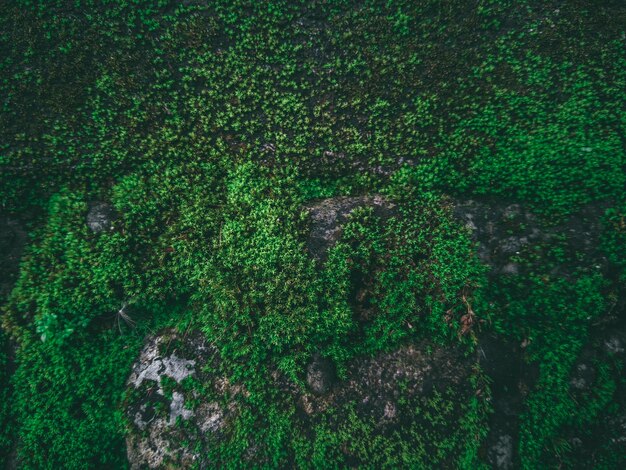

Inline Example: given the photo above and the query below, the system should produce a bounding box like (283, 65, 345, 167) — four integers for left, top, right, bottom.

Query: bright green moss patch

(11, 331, 142, 469)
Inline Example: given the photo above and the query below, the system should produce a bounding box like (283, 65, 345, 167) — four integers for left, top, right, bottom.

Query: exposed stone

(304, 195, 395, 260)
(126, 332, 478, 467)
(195, 402, 226, 434)
(123, 197, 615, 468)
(453, 200, 626, 468)
(318, 341, 474, 427)
(86, 201, 115, 233)
(306, 353, 335, 395)
(169, 391, 195, 426)
(125, 331, 235, 470)
(488, 434, 514, 469)
(452, 199, 606, 277)
(126, 417, 172, 469)
(500, 263, 520, 275)
(604, 335, 625, 355)
(133, 401, 161, 431)
(299, 394, 315, 415)
(569, 363, 596, 391)
(609, 413, 626, 444)
(453, 199, 539, 271)
(127, 335, 196, 394)
(383, 401, 397, 420)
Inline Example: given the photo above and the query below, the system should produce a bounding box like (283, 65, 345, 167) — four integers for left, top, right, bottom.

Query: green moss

(0, 331, 13, 468)
(10, 329, 143, 469)
(1, 0, 625, 467)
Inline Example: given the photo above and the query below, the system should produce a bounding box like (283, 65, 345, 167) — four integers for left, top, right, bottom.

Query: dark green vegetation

(1, 0, 625, 468)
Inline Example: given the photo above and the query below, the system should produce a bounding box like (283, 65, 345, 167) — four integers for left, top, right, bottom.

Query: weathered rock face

(124, 193, 484, 467)
(455, 199, 614, 467)
(452, 199, 606, 277)
(331, 342, 473, 421)
(306, 353, 335, 395)
(454, 199, 626, 467)
(305, 196, 606, 276)
(304, 195, 395, 260)
(296, 341, 475, 424)
(86, 202, 115, 233)
(128, 339, 196, 394)
(488, 434, 514, 470)
(124, 197, 618, 468)
(125, 331, 478, 468)
(125, 331, 242, 470)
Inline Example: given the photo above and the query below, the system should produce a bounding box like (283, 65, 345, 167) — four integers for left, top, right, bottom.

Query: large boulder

(295, 340, 476, 423)
(125, 331, 480, 468)
(454, 198, 625, 467)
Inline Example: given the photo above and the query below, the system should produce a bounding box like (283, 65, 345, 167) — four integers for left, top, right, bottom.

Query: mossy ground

(1, 1, 625, 468)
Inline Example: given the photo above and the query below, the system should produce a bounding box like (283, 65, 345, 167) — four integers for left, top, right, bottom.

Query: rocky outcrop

(452, 199, 606, 277)
(125, 331, 243, 469)
(453, 198, 613, 468)
(304, 195, 395, 260)
(305, 195, 606, 276)
(87, 202, 115, 233)
(124, 197, 616, 468)
(296, 340, 475, 422)
(125, 330, 479, 468)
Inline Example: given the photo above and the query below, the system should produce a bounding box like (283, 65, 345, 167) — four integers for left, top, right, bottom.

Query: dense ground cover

(1, 0, 625, 468)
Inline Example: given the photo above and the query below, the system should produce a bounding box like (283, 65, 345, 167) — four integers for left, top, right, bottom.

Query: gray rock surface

(452, 199, 606, 276)
(306, 353, 335, 394)
(125, 331, 238, 470)
(126, 332, 476, 468)
(286, 341, 474, 425)
(488, 434, 514, 469)
(127, 335, 196, 393)
(195, 402, 225, 434)
(304, 195, 395, 260)
(604, 335, 625, 355)
(569, 362, 596, 391)
(169, 391, 195, 426)
(86, 202, 115, 233)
